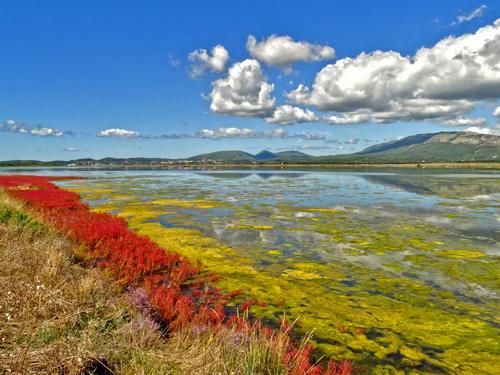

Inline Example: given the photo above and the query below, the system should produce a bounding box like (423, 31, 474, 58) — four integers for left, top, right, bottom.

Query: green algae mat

(60, 169, 500, 374)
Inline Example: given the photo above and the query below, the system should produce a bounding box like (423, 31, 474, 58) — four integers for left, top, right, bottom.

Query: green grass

(0, 206, 46, 233)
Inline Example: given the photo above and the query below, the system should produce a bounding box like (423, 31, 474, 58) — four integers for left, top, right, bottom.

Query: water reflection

(197, 171, 306, 179)
(361, 172, 500, 198)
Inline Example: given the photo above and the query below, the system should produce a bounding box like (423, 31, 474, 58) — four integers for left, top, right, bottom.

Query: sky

(1, 0, 499, 160)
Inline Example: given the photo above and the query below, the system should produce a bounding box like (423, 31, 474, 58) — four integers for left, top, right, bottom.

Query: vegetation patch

(436, 249, 487, 259)
(0, 176, 351, 374)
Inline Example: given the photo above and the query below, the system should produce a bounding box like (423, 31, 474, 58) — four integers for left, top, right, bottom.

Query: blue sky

(0, 0, 499, 160)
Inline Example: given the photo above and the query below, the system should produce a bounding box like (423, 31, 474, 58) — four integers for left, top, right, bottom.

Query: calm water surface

(4, 168, 499, 373)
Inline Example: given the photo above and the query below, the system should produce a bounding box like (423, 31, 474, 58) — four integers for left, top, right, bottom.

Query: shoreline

(2, 162, 500, 170)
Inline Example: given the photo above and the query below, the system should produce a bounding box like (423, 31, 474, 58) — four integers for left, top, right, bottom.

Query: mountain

(190, 150, 314, 163)
(329, 131, 500, 163)
(357, 133, 436, 154)
(189, 132, 500, 164)
(189, 150, 256, 162)
(254, 150, 277, 160)
(1, 131, 499, 167)
(274, 151, 312, 162)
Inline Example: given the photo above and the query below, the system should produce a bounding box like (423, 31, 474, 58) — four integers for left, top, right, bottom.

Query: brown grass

(0, 191, 327, 375)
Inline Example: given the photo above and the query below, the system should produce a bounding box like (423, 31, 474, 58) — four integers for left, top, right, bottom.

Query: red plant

(0, 175, 352, 374)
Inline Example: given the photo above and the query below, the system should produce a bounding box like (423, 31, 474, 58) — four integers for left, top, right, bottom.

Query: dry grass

(0, 191, 141, 374)
(0, 191, 325, 375)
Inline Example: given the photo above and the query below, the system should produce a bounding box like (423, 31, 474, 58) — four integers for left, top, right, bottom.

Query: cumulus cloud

(287, 19, 500, 124)
(465, 126, 500, 136)
(209, 59, 276, 117)
(1, 119, 68, 137)
(454, 5, 487, 25)
(440, 116, 488, 127)
(247, 35, 335, 69)
(266, 105, 317, 125)
(494, 106, 500, 117)
(325, 113, 371, 125)
(188, 45, 229, 78)
(97, 128, 142, 138)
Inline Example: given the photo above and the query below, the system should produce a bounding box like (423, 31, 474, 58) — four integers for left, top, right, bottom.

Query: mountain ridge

(1, 131, 499, 166)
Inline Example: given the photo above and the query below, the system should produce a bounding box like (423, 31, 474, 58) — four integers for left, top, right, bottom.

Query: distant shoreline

(2, 162, 500, 170)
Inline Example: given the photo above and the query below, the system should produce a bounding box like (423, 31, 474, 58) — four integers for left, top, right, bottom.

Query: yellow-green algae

(63, 178, 500, 374)
(436, 250, 487, 259)
(150, 198, 223, 209)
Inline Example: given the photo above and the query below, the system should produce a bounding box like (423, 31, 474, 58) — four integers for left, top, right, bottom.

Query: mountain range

(179, 131, 500, 164)
(1, 131, 499, 166)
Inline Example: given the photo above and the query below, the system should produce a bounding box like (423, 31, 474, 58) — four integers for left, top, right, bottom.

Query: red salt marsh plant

(0, 175, 352, 374)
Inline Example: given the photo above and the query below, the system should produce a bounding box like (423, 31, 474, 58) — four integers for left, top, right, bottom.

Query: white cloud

(209, 59, 276, 117)
(465, 126, 500, 136)
(287, 19, 500, 124)
(247, 34, 335, 68)
(197, 127, 254, 138)
(1, 119, 67, 137)
(97, 128, 142, 138)
(494, 106, 500, 117)
(266, 105, 317, 125)
(161, 127, 326, 141)
(325, 113, 371, 125)
(31, 127, 64, 137)
(454, 5, 487, 25)
(1, 119, 29, 134)
(440, 116, 488, 127)
(188, 45, 229, 78)
(63, 147, 79, 152)
(193, 127, 285, 139)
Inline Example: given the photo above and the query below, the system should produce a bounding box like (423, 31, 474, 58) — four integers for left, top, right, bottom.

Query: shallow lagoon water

(4, 168, 500, 373)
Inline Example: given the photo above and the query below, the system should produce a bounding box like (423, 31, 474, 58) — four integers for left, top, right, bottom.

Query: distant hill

(189, 150, 256, 162)
(254, 150, 277, 161)
(357, 133, 436, 154)
(1, 131, 499, 167)
(0, 157, 173, 167)
(191, 150, 314, 163)
(0, 160, 67, 167)
(273, 151, 312, 162)
(318, 131, 500, 163)
(190, 132, 500, 164)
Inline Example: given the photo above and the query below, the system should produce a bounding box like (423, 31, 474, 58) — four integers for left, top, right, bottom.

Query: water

(3, 168, 499, 373)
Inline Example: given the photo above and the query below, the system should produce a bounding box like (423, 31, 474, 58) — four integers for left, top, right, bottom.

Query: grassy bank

(0, 179, 351, 374)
